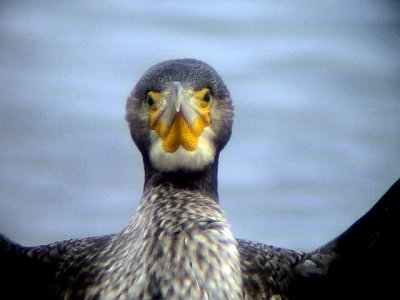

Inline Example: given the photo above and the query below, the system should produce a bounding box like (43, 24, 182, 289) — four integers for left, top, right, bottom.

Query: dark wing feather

(0, 234, 57, 298)
(238, 178, 399, 299)
(290, 178, 400, 299)
(238, 239, 305, 299)
(0, 234, 114, 299)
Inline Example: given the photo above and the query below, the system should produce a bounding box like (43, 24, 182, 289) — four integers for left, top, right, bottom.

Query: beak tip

(175, 99, 181, 112)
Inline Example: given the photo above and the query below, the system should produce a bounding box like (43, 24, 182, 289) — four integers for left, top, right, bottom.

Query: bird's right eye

(146, 94, 154, 106)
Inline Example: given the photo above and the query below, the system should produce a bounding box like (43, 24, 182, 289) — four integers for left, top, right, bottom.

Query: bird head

(126, 59, 233, 173)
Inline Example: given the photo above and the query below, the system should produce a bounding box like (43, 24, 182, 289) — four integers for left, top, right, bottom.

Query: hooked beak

(148, 81, 211, 153)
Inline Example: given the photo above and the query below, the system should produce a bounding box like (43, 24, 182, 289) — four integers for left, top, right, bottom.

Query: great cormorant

(1, 59, 399, 299)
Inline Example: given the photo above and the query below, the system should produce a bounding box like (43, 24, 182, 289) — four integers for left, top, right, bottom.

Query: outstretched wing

(0, 234, 58, 298)
(291, 178, 400, 299)
(0, 234, 114, 299)
(238, 179, 399, 299)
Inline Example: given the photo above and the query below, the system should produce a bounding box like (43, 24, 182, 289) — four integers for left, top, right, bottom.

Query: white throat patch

(149, 127, 216, 172)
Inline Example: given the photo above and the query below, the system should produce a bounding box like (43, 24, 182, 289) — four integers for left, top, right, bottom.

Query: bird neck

(113, 173, 243, 299)
(143, 156, 220, 202)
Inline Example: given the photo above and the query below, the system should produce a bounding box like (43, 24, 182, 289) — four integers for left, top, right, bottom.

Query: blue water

(1, 0, 399, 251)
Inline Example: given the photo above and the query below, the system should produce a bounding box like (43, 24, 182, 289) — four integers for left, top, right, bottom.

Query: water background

(1, 0, 399, 251)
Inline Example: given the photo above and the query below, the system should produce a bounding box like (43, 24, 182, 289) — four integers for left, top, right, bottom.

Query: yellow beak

(148, 82, 211, 153)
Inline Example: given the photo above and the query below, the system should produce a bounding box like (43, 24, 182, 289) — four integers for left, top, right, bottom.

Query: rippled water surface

(1, 0, 399, 251)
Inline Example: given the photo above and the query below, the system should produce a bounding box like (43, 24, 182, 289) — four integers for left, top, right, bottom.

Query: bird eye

(203, 90, 211, 103)
(146, 94, 154, 106)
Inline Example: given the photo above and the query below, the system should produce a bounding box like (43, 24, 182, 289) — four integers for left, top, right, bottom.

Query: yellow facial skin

(147, 85, 211, 153)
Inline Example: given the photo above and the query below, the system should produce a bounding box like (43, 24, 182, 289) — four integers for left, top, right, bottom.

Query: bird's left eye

(146, 94, 154, 106)
(203, 90, 211, 103)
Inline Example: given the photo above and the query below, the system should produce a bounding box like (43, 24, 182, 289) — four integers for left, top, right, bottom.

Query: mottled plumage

(1, 59, 399, 299)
